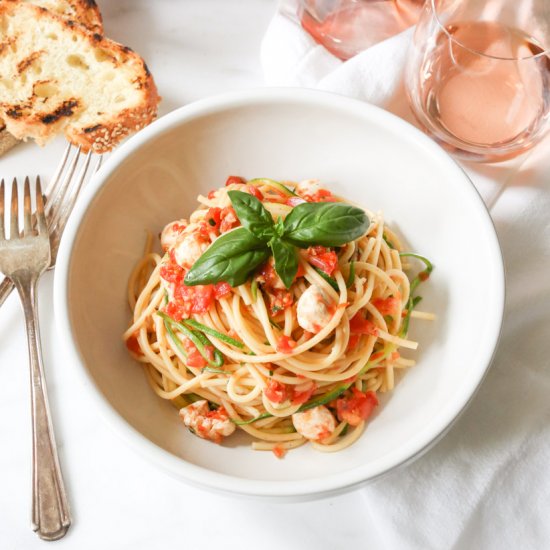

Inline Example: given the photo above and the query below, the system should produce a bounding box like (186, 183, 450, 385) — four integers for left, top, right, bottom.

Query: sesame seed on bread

(0, 0, 160, 152)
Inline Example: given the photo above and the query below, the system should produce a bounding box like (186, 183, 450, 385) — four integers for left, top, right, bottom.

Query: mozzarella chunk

(189, 209, 208, 224)
(160, 219, 187, 251)
(296, 179, 321, 195)
(292, 406, 335, 441)
(296, 284, 334, 333)
(174, 231, 209, 268)
(179, 400, 236, 443)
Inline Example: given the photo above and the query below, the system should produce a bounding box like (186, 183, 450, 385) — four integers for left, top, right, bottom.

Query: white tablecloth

(1, 1, 549, 548)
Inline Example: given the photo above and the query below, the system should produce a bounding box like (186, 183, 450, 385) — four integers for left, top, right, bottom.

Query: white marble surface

(1, 1, 550, 548)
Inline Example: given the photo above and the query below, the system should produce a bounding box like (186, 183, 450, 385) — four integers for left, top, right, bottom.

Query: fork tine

(35, 177, 47, 235)
(23, 176, 32, 236)
(46, 145, 81, 224)
(0, 179, 5, 241)
(54, 150, 93, 231)
(44, 143, 72, 215)
(10, 178, 19, 239)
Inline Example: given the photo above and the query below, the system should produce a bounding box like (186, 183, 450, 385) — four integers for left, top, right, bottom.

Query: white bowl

(54, 89, 504, 500)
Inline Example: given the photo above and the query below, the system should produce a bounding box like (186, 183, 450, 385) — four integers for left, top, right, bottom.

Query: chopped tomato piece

(291, 383, 317, 405)
(167, 283, 215, 320)
(220, 206, 240, 233)
(295, 263, 305, 279)
(159, 257, 185, 285)
(246, 185, 264, 201)
(265, 380, 292, 403)
(336, 388, 378, 426)
(285, 196, 306, 207)
(205, 207, 222, 232)
(304, 188, 336, 203)
(276, 335, 297, 354)
(125, 334, 143, 355)
(257, 261, 279, 288)
(346, 333, 361, 351)
(419, 270, 430, 282)
(182, 338, 213, 369)
(306, 246, 338, 276)
(214, 281, 232, 299)
(372, 296, 400, 316)
(268, 289, 293, 314)
(164, 301, 186, 321)
(207, 190, 217, 200)
(272, 444, 287, 459)
(225, 175, 246, 186)
(349, 313, 379, 336)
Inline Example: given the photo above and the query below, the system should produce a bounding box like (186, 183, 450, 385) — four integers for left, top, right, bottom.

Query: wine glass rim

(429, 0, 550, 61)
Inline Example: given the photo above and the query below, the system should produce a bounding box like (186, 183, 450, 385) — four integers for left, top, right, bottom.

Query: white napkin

(261, 4, 550, 548)
(261, 0, 413, 107)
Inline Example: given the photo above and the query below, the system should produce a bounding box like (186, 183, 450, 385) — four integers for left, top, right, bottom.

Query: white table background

(1, 1, 549, 549)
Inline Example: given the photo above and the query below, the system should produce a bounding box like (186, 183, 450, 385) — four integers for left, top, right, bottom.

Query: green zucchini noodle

(123, 178, 434, 457)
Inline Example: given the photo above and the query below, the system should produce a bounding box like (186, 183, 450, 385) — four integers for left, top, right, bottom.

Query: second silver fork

(0, 177, 70, 540)
(0, 144, 102, 308)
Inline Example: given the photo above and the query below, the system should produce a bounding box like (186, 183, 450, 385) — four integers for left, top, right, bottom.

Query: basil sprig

(185, 190, 369, 289)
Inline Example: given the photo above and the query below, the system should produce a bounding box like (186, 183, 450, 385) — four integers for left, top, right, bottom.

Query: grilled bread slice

(15, 0, 103, 33)
(0, 1, 159, 152)
(0, 0, 103, 154)
(0, 121, 18, 153)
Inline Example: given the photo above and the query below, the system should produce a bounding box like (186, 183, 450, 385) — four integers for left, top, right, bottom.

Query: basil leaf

(228, 190, 275, 242)
(184, 227, 270, 287)
(270, 237, 298, 289)
(283, 202, 369, 248)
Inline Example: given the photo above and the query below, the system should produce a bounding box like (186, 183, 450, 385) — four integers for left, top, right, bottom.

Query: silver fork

(0, 177, 70, 540)
(0, 144, 103, 308)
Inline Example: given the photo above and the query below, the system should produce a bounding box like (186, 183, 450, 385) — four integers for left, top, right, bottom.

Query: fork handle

(14, 274, 71, 541)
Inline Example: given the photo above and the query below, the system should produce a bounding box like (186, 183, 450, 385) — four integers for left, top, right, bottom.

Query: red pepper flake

(419, 271, 430, 282)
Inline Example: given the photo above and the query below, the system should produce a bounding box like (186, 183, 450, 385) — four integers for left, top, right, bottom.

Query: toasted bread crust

(60, 0, 103, 34)
(12, 0, 104, 34)
(0, 1, 160, 152)
(0, 124, 19, 154)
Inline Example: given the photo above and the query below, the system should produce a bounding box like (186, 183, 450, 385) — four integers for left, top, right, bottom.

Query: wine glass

(406, 0, 550, 162)
(299, 0, 425, 60)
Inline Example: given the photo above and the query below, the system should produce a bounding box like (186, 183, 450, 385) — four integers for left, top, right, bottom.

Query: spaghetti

(123, 177, 433, 457)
